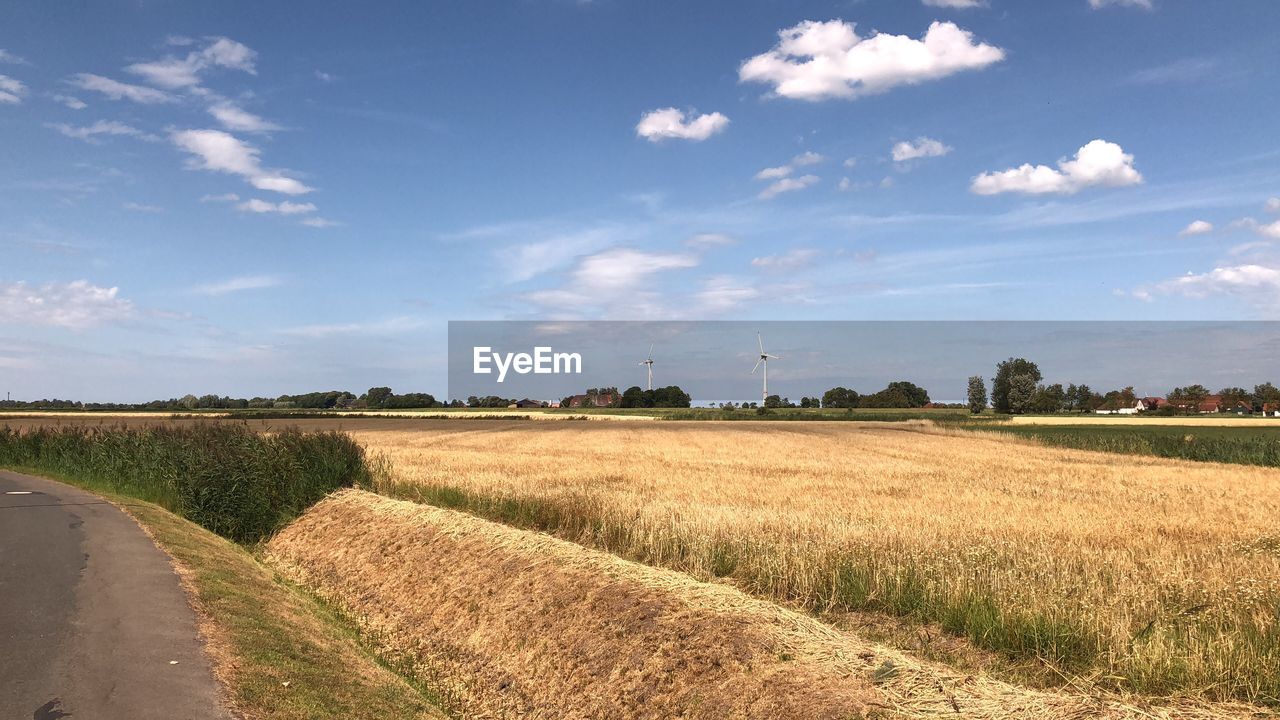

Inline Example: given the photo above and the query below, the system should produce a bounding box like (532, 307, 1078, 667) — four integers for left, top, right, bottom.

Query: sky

(2, 0, 1279, 401)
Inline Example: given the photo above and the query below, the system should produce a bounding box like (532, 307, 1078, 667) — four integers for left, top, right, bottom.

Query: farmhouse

(566, 392, 616, 408)
(509, 399, 546, 409)
(1136, 397, 1166, 411)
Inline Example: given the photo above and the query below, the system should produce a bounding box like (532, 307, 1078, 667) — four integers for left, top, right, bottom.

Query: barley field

(355, 420, 1280, 706)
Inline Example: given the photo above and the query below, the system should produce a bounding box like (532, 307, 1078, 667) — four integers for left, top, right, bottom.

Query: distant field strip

(356, 421, 1280, 705)
(267, 489, 1258, 720)
(1009, 416, 1280, 427)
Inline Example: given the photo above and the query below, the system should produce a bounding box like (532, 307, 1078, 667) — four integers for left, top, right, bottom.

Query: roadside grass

(0, 467, 447, 720)
(0, 423, 367, 542)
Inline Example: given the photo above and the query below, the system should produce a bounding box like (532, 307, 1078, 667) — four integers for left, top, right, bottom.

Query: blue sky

(2, 0, 1279, 401)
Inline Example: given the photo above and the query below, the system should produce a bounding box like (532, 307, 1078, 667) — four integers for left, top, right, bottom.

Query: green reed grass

(0, 423, 369, 542)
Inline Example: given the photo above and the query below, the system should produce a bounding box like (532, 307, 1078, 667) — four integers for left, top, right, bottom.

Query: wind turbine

(639, 344, 654, 391)
(751, 332, 780, 405)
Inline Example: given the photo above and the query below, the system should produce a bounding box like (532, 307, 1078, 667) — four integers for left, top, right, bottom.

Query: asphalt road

(0, 470, 233, 720)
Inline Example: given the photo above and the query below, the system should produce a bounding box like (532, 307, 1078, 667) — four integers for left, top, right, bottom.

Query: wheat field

(353, 420, 1280, 706)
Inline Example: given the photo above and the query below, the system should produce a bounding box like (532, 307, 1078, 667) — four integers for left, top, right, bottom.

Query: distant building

(509, 398, 546, 409)
(1198, 395, 1224, 413)
(1095, 405, 1138, 415)
(1136, 397, 1166, 412)
(566, 393, 616, 408)
(1263, 403, 1280, 417)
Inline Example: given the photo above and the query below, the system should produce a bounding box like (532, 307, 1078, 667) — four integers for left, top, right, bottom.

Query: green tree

(365, 386, 393, 408)
(967, 376, 987, 414)
(992, 358, 1042, 413)
(885, 381, 930, 408)
(763, 394, 784, 408)
(822, 387, 860, 408)
(1007, 373, 1039, 414)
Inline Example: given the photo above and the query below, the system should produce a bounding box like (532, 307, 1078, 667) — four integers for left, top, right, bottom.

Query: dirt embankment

(266, 490, 1268, 720)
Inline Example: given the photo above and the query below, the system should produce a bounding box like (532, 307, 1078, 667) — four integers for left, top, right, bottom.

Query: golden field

(353, 420, 1280, 706)
(268, 489, 1263, 720)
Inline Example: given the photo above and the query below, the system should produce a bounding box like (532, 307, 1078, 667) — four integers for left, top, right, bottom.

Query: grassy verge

(973, 423, 1280, 467)
(3, 467, 446, 720)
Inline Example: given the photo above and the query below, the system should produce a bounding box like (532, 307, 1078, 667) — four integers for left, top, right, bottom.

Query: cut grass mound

(266, 489, 1262, 720)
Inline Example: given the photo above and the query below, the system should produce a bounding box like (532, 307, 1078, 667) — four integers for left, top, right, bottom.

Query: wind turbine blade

(648, 343, 653, 361)
(766, 354, 781, 359)
(751, 358, 762, 374)
(758, 332, 764, 354)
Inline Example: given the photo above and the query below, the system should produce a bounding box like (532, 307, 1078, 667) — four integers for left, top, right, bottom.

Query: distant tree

(180, 394, 199, 410)
(1169, 384, 1209, 412)
(1219, 386, 1250, 409)
(822, 387, 860, 409)
(764, 394, 784, 408)
(1006, 373, 1039, 414)
(1253, 382, 1280, 411)
(967, 376, 987, 414)
(466, 395, 480, 408)
(992, 358, 1041, 413)
(860, 387, 912, 408)
(366, 386, 393, 408)
(885, 381, 930, 408)
(1029, 383, 1066, 413)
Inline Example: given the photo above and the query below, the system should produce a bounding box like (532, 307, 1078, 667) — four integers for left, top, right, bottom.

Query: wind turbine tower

(639, 344, 654, 391)
(751, 332, 780, 405)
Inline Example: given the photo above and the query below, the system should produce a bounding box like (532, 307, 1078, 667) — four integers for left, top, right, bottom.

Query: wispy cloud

(50, 93, 86, 109)
(751, 248, 820, 270)
(193, 274, 283, 296)
(237, 198, 316, 215)
(0, 49, 30, 65)
(68, 73, 175, 104)
(125, 37, 257, 89)
(47, 120, 158, 143)
(0, 74, 27, 104)
(123, 202, 163, 213)
(170, 129, 313, 195)
(1179, 220, 1213, 236)
(891, 137, 952, 163)
(758, 174, 819, 200)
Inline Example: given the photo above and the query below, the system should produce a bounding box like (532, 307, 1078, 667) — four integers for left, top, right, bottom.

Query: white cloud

(739, 20, 1004, 101)
(1179, 220, 1213, 236)
(193, 274, 282, 295)
(759, 174, 819, 200)
(1090, 0, 1153, 9)
(1233, 217, 1280, 240)
(281, 316, 423, 339)
(237, 198, 316, 215)
(200, 192, 240, 203)
(51, 94, 86, 110)
(123, 202, 163, 213)
(891, 136, 952, 162)
(751, 248, 820, 270)
(208, 101, 281, 133)
(300, 217, 340, 228)
(755, 152, 825, 182)
(69, 74, 175, 104)
(1152, 264, 1280, 301)
(571, 248, 698, 290)
(971, 139, 1143, 195)
(0, 74, 27, 104)
(47, 120, 155, 143)
(170, 129, 313, 195)
(636, 107, 729, 142)
(1266, 197, 1280, 213)
(0, 49, 30, 65)
(126, 37, 257, 89)
(843, 157, 858, 168)
(0, 280, 134, 329)
(685, 233, 737, 249)
(695, 275, 760, 314)
(315, 70, 334, 83)
(923, 0, 987, 6)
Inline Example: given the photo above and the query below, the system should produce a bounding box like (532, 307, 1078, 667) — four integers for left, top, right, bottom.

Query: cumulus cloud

(69, 73, 175, 104)
(0, 280, 135, 329)
(126, 37, 257, 89)
(193, 274, 282, 295)
(758, 174, 819, 200)
(891, 136, 952, 162)
(1266, 197, 1280, 213)
(739, 20, 1004, 101)
(1090, 0, 1153, 9)
(751, 248, 820, 270)
(1151, 265, 1280, 303)
(47, 120, 156, 143)
(971, 139, 1143, 195)
(0, 74, 27, 104)
(636, 107, 729, 142)
(170, 129, 313, 195)
(1179, 220, 1213, 236)
(236, 198, 316, 215)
